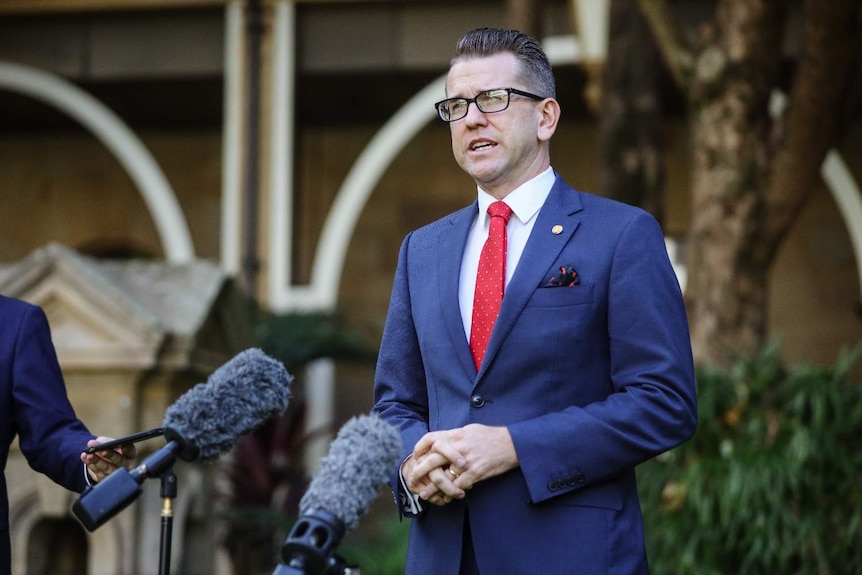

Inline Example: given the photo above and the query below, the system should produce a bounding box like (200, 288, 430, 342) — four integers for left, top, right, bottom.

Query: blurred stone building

(0, 244, 252, 574)
(0, 1, 859, 573)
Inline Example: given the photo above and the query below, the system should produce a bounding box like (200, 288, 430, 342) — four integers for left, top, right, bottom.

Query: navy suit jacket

(0, 295, 94, 573)
(374, 177, 697, 574)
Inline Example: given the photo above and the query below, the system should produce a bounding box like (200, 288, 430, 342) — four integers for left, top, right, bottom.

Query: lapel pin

(552, 225, 563, 235)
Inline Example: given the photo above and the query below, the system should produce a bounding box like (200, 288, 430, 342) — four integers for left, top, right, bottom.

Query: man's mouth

(470, 141, 495, 151)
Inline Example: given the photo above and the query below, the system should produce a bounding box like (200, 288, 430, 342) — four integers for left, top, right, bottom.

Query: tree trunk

(639, 0, 860, 366)
(599, 0, 665, 224)
(684, 1, 784, 364)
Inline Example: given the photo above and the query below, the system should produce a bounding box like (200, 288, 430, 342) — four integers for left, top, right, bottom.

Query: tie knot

(487, 201, 513, 223)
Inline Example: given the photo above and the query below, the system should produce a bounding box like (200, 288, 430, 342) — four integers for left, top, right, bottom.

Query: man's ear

(537, 98, 561, 142)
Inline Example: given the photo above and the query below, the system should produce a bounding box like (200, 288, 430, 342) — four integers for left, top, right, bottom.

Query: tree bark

(684, 0, 785, 364)
(638, 0, 860, 365)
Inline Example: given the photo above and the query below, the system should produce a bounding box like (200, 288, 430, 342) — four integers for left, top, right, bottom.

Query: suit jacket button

(470, 395, 485, 408)
(548, 481, 558, 491)
(574, 473, 586, 484)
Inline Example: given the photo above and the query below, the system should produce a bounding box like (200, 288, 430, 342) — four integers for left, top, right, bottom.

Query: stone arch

(0, 61, 195, 264)
(26, 516, 87, 574)
(9, 485, 125, 575)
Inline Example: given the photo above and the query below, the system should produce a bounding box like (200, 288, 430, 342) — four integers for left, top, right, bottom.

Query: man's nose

(462, 101, 488, 124)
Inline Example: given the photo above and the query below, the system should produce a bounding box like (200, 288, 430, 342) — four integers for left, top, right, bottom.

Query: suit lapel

(477, 179, 584, 379)
(438, 203, 479, 379)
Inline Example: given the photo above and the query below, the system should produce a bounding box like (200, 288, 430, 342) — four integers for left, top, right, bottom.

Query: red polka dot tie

(470, 201, 513, 371)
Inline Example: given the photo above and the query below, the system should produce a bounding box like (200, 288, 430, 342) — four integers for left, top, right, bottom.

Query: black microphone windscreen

(163, 348, 293, 462)
(299, 412, 401, 531)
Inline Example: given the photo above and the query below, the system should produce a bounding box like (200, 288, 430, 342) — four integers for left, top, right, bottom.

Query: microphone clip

(274, 509, 357, 575)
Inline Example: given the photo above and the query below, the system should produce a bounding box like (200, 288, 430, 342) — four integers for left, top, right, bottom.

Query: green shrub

(337, 514, 410, 575)
(638, 344, 862, 574)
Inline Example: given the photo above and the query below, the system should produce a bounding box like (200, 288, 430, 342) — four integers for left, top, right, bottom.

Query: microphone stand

(74, 443, 184, 574)
(158, 469, 178, 575)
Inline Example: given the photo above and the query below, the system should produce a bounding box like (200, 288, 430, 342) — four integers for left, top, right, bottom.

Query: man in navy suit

(0, 294, 133, 574)
(373, 28, 697, 574)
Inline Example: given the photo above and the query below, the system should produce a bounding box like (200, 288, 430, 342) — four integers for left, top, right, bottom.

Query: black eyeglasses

(434, 87, 546, 122)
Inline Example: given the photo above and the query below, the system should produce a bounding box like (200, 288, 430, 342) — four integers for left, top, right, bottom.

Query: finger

(427, 466, 465, 500)
(453, 474, 474, 491)
(91, 440, 135, 468)
(444, 466, 473, 491)
(412, 431, 445, 456)
(416, 473, 440, 500)
(429, 442, 467, 470)
(420, 481, 452, 506)
(88, 436, 114, 450)
(82, 457, 108, 482)
(413, 430, 468, 471)
(86, 438, 119, 461)
(426, 492, 452, 506)
(418, 467, 451, 500)
(410, 451, 451, 481)
(121, 443, 137, 460)
(84, 450, 126, 475)
(406, 473, 434, 495)
(93, 450, 120, 468)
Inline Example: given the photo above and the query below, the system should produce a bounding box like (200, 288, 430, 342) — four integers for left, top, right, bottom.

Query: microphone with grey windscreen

(73, 348, 293, 532)
(273, 412, 402, 575)
(162, 347, 293, 462)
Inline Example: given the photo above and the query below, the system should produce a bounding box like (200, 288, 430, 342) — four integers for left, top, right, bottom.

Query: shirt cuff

(399, 455, 424, 516)
(83, 463, 97, 487)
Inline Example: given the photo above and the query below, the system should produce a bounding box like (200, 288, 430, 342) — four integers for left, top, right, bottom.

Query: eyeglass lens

(440, 89, 511, 121)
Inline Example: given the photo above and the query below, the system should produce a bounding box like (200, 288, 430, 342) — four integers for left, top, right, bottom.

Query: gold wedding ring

(447, 467, 459, 479)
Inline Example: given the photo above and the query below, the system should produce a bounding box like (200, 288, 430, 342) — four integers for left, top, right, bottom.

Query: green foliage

(337, 514, 410, 575)
(255, 309, 378, 374)
(221, 401, 308, 575)
(638, 344, 862, 574)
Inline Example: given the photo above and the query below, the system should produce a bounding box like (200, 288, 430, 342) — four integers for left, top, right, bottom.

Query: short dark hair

(451, 27, 556, 99)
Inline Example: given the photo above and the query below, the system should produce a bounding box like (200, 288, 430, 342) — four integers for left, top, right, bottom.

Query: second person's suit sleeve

(12, 305, 94, 493)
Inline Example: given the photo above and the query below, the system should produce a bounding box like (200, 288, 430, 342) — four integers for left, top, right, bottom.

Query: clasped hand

(404, 423, 518, 506)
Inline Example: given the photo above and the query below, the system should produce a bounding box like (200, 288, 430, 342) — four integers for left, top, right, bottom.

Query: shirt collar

(476, 167, 555, 226)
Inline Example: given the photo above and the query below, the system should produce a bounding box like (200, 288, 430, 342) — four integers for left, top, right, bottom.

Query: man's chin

(464, 165, 501, 187)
